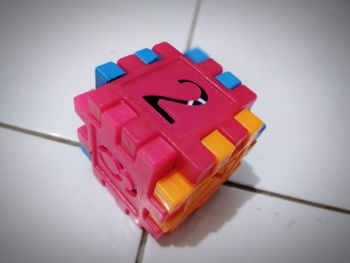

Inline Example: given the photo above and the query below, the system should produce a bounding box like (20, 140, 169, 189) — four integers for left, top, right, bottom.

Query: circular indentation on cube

(98, 145, 122, 181)
(97, 145, 137, 197)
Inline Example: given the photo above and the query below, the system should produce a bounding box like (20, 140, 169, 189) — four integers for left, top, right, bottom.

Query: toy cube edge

(74, 41, 265, 238)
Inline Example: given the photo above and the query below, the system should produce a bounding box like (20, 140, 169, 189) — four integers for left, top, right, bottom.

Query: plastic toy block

(234, 108, 264, 138)
(95, 61, 126, 88)
(74, 42, 265, 239)
(135, 48, 161, 64)
(201, 130, 235, 172)
(215, 71, 241, 90)
(184, 47, 209, 63)
(154, 171, 195, 213)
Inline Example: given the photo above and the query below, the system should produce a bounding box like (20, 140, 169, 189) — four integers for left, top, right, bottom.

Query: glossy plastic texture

(74, 42, 265, 238)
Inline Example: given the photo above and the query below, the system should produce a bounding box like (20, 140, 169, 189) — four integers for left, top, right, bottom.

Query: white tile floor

(0, 128, 141, 263)
(0, 0, 197, 139)
(0, 0, 349, 262)
(143, 186, 350, 263)
(192, 0, 350, 210)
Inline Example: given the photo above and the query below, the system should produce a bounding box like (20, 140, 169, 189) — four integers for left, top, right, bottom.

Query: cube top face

(74, 42, 265, 238)
(127, 58, 235, 137)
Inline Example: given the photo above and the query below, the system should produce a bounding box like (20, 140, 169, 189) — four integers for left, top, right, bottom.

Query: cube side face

(74, 42, 265, 238)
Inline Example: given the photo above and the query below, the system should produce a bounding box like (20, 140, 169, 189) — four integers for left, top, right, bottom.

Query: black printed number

(143, 79, 208, 124)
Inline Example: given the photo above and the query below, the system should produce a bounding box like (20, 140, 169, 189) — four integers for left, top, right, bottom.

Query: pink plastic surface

(74, 42, 256, 238)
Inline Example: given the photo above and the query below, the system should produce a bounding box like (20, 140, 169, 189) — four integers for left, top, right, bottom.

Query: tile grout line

(135, 230, 148, 263)
(223, 181, 350, 215)
(183, 0, 349, 216)
(0, 122, 80, 147)
(1, 121, 349, 215)
(186, 0, 202, 50)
